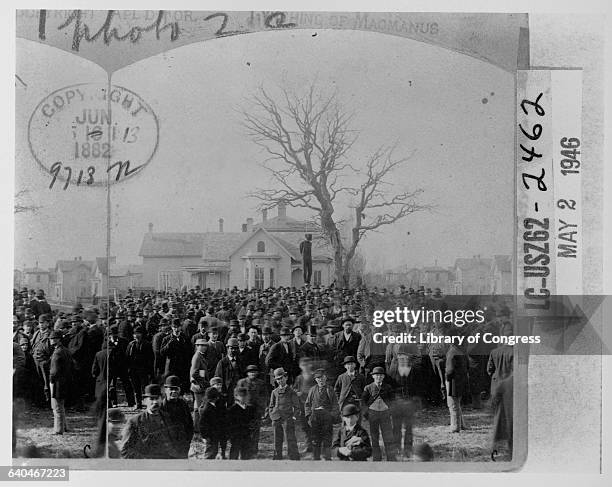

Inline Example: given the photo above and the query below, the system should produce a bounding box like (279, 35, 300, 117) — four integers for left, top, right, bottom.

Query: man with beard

(266, 327, 295, 383)
(388, 343, 421, 458)
(215, 338, 244, 406)
(121, 384, 174, 458)
(160, 375, 194, 458)
(160, 319, 192, 391)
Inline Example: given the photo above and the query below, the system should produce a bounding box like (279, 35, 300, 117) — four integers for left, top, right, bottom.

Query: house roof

(422, 266, 449, 273)
(56, 260, 94, 273)
(254, 214, 320, 233)
(493, 255, 512, 272)
(139, 233, 206, 257)
(201, 233, 250, 261)
(23, 267, 49, 274)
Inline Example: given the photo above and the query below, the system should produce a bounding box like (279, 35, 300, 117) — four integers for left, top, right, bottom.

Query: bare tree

(15, 189, 40, 214)
(243, 83, 431, 287)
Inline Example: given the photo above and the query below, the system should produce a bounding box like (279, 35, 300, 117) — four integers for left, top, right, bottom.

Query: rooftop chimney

(278, 201, 287, 218)
(246, 218, 254, 232)
(218, 218, 224, 233)
(148, 223, 153, 233)
(262, 209, 268, 222)
(242, 223, 248, 232)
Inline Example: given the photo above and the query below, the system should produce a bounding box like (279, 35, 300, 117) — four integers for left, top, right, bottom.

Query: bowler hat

(164, 375, 181, 388)
(195, 338, 207, 346)
(343, 355, 357, 365)
(305, 325, 317, 336)
(143, 384, 162, 397)
(262, 326, 272, 335)
(292, 324, 303, 332)
(273, 367, 287, 379)
(279, 327, 291, 336)
(341, 404, 360, 417)
(370, 366, 386, 376)
(245, 365, 259, 373)
(204, 387, 220, 401)
(237, 333, 249, 341)
(133, 325, 145, 334)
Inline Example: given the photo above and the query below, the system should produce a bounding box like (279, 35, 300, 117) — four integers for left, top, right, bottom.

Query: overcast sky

(15, 28, 513, 272)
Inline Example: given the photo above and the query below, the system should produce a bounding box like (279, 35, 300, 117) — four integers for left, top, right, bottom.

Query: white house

(138, 203, 333, 291)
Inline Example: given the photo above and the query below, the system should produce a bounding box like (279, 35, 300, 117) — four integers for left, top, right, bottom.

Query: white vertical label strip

(551, 70, 583, 295)
(516, 70, 555, 315)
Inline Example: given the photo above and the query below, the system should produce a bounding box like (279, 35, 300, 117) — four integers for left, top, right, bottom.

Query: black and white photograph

(7, 3, 608, 480)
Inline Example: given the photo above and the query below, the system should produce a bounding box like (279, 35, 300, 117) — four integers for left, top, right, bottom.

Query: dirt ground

(13, 392, 505, 463)
(13, 399, 100, 459)
(117, 394, 501, 463)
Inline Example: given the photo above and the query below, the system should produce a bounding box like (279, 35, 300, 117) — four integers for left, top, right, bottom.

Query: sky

(15, 27, 514, 272)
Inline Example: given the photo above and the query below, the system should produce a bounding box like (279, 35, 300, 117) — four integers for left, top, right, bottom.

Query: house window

(257, 241, 265, 252)
(269, 268, 275, 288)
(254, 266, 264, 290)
(435, 273, 440, 281)
(244, 267, 249, 289)
(313, 270, 322, 286)
(36, 275, 41, 283)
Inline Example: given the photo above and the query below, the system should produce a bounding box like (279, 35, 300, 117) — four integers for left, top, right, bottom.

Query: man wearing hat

(361, 367, 396, 461)
(215, 338, 245, 405)
(31, 314, 53, 405)
(49, 330, 72, 435)
(265, 327, 296, 384)
(268, 368, 301, 460)
(160, 319, 192, 392)
(330, 319, 361, 381)
(203, 327, 225, 378)
(161, 375, 194, 458)
(332, 404, 372, 461)
(109, 325, 136, 408)
(65, 315, 89, 409)
(236, 364, 266, 455)
(151, 319, 170, 384)
(30, 289, 52, 319)
(300, 325, 321, 363)
(105, 408, 126, 458)
(127, 326, 154, 410)
(334, 356, 366, 411)
(121, 384, 174, 458)
(237, 333, 258, 368)
(190, 337, 209, 434)
(304, 369, 340, 460)
(198, 386, 228, 459)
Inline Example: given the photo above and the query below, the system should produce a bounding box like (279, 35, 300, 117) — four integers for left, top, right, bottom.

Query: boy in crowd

(268, 367, 301, 460)
(227, 386, 257, 459)
(304, 369, 340, 461)
(332, 404, 372, 461)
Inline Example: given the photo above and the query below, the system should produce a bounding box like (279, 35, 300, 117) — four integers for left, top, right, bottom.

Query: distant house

(22, 266, 50, 296)
(138, 203, 333, 291)
(490, 255, 512, 294)
(453, 256, 492, 295)
(421, 266, 453, 294)
(92, 257, 145, 298)
(13, 269, 23, 290)
(54, 257, 94, 302)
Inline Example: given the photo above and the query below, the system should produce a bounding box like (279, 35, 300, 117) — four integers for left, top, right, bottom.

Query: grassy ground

(13, 399, 100, 459)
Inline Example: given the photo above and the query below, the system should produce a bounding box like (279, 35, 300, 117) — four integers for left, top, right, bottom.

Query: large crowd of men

(12, 284, 514, 461)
